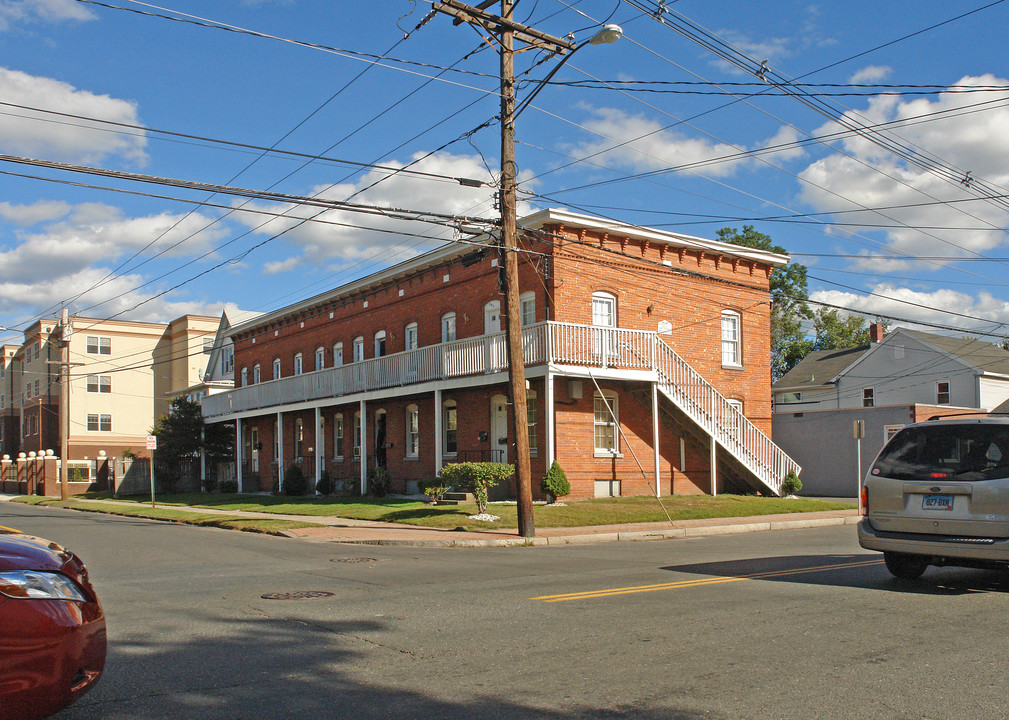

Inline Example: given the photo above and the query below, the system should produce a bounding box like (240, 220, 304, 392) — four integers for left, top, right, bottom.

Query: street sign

(146, 435, 157, 450)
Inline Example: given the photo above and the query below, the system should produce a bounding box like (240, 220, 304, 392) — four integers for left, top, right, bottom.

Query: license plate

(923, 494, 954, 511)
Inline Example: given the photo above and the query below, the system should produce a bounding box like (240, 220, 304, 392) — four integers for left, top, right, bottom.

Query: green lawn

(15, 492, 855, 532)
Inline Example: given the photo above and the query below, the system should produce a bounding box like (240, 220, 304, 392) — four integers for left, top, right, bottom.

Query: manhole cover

(260, 590, 335, 601)
(331, 557, 379, 564)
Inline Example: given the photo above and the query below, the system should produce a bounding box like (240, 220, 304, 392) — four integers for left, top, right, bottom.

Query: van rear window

(871, 425, 1009, 481)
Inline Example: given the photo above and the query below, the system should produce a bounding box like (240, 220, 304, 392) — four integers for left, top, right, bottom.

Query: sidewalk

(0, 494, 861, 548)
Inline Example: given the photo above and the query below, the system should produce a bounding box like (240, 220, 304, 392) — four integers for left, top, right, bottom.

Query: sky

(1, 0, 1008, 347)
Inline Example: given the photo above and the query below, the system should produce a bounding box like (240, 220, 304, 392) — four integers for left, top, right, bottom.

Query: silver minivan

(857, 416, 1009, 578)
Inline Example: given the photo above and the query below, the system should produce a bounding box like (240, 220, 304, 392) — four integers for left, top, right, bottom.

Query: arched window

(405, 404, 419, 458)
(404, 322, 418, 351)
(293, 353, 303, 376)
(333, 342, 344, 367)
(721, 310, 742, 368)
(592, 291, 617, 328)
(241, 367, 248, 387)
(272, 358, 281, 380)
(315, 347, 325, 371)
(353, 336, 365, 363)
(441, 312, 457, 343)
(374, 330, 387, 357)
(253, 364, 261, 384)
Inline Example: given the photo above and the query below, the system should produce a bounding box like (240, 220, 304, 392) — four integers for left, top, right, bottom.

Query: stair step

(441, 492, 475, 503)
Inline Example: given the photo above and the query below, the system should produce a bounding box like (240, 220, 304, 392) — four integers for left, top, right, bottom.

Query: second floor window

(353, 337, 364, 363)
(241, 367, 248, 387)
(87, 336, 111, 355)
(441, 312, 457, 343)
(294, 353, 303, 375)
(405, 323, 418, 351)
(86, 375, 112, 393)
(273, 359, 281, 379)
(222, 347, 234, 374)
(863, 387, 875, 408)
(334, 342, 344, 366)
(937, 381, 950, 405)
(374, 330, 387, 357)
(315, 347, 325, 370)
(87, 413, 112, 432)
(521, 292, 536, 326)
(253, 364, 261, 384)
(721, 311, 742, 367)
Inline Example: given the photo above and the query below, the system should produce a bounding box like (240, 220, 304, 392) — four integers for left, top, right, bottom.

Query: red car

(0, 526, 106, 720)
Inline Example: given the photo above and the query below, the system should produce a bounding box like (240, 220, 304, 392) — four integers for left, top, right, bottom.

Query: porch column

(276, 411, 284, 492)
(710, 435, 718, 496)
(652, 381, 660, 498)
(235, 420, 243, 492)
(545, 371, 555, 468)
(434, 388, 443, 475)
(314, 406, 322, 486)
(200, 428, 206, 488)
(359, 399, 367, 495)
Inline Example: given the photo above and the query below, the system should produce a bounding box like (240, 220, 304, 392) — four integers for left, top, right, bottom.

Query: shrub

(782, 470, 802, 495)
(282, 464, 310, 496)
(340, 476, 360, 496)
(219, 479, 238, 494)
(316, 470, 333, 496)
(540, 460, 570, 503)
(368, 466, 390, 498)
(439, 462, 514, 514)
(419, 478, 450, 503)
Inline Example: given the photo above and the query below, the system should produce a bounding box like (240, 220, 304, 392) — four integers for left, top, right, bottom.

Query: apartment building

(0, 314, 218, 461)
(202, 209, 801, 499)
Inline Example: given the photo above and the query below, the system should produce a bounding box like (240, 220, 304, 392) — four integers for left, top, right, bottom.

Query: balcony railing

(202, 321, 798, 494)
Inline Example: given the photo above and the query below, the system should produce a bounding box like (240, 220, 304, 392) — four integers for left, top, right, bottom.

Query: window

(520, 292, 536, 326)
(441, 312, 457, 343)
(594, 392, 619, 454)
(937, 381, 951, 405)
(863, 387, 875, 408)
(374, 330, 387, 357)
(333, 342, 344, 367)
(34, 343, 39, 361)
(222, 346, 234, 374)
(353, 337, 364, 363)
(27, 343, 37, 363)
(87, 413, 112, 432)
(315, 347, 325, 371)
(253, 364, 261, 384)
(527, 391, 538, 454)
(241, 367, 248, 387)
(591, 292, 617, 357)
(294, 419, 304, 458)
(353, 412, 362, 459)
(721, 311, 742, 367)
(405, 323, 418, 351)
(405, 405, 419, 458)
(33, 379, 38, 397)
(293, 353, 303, 376)
(87, 336, 111, 355)
(86, 375, 111, 393)
(273, 358, 281, 379)
(780, 392, 801, 404)
(0, 395, 4, 410)
(443, 400, 458, 455)
(333, 413, 344, 459)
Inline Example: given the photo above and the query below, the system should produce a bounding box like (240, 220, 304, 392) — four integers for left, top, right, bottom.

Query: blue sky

(1, 0, 1008, 344)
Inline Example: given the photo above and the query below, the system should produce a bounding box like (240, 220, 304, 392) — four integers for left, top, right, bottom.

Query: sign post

(854, 420, 865, 513)
(146, 435, 157, 509)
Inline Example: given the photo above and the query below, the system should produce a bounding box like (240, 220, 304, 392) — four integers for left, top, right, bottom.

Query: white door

(250, 427, 259, 472)
(592, 292, 617, 361)
(484, 301, 506, 371)
(491, 395, 509, 464)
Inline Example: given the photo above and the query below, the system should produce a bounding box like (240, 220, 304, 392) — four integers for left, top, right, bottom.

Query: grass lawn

(15, 492, 856, 532)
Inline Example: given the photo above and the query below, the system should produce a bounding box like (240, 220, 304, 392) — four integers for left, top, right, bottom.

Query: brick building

(201, 209, 800, 498)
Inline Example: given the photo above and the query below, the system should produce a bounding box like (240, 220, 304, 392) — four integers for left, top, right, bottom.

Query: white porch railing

(202, 321, 798, 494)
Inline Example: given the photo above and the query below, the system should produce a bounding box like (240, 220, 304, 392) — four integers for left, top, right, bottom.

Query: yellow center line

(532, 558, 884, 602)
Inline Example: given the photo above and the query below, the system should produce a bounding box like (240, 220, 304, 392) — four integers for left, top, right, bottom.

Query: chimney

(870, 322, 885, 343)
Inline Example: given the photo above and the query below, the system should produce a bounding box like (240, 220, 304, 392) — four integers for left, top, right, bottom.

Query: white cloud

(569, 106, 806, 177)
(798, 75, 1009, 262)
(0, 67, 148, 164)
(230, 151, 501, 273)
(849, 65, 891, 84)
(0, 0, 94, 30)
(0, 199, 70, 225)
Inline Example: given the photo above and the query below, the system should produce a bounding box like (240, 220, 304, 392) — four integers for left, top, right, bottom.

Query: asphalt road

(5, 501, 1008, 720)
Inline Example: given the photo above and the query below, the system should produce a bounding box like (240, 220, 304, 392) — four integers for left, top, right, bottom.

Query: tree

(811, 307, 871, 351)
(152, 397, 234, 487)
(717, 225, 813, 379)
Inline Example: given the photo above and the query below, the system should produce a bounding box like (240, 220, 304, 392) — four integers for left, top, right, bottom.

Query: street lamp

(498, 8, 622, 537)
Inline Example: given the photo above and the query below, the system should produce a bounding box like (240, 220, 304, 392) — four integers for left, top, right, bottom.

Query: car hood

(0, 532, 74, 574)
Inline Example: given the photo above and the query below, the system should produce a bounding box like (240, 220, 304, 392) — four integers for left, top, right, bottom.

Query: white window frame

(87, 336, 112, 355)
(374, 330, 387, 357)
(253, 364, 261, 384)
(222, 346, 234, 374)
(333, 342, 344, 367)
(86, 375, 112, 394)
(405, 404, 419, 458)
(527, 390, 538, 455)
(863, 387, 875, 408)
(293, 353, 303, 376)
(241, 367, 248, 387)
(593, 392, 620, 456)
(353, 337, 365, 363)
(404, 322, 418, 351)
(937, 381, 951, 405)
(721, 310, 742, 368)
(353, 411, 362, 459)
(520, 291, 536, 327)
(315, 347, 325, 371)
(273, 358, 281, 380)
(441, 312, 457, 343)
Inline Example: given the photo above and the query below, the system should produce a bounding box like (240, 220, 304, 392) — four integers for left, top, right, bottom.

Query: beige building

(0, 313, 218, 460)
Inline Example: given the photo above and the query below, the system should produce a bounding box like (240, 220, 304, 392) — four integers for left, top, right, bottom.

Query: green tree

(811, 307, 871, 351)
(717, 225, 813, 379)
(152, 397, 234, 486)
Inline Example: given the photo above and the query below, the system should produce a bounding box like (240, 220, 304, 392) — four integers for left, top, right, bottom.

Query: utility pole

(432, 0, 575, 538)
(59, 308, 71, 501)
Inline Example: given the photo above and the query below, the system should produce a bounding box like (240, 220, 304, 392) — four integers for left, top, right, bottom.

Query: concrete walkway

(0, 494, 861, 548)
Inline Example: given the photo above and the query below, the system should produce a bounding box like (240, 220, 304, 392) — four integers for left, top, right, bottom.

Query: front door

(375, 411, 387, 468)
(249, 427, 259, 472)
(491, 395, 509, 464)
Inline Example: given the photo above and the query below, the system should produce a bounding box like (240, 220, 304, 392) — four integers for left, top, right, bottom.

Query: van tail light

(861, 485, 868, 516)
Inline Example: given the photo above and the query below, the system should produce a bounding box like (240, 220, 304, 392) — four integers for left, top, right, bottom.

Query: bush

(316, 470, 333, 496)
(540, 460, 570, 503)
(439, 462, 514, 514)
(782, 470, 802, 495)
(418, 478, 450, 503)
(282, 464, 310, 496)
(219, 479, 238, 494)
(340, 476, 360, 496)
(368, 466, 390, 498)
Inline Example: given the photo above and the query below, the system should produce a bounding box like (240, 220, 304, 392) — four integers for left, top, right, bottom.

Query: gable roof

(899, 329, 1009, 377)
(773, 345, 869, 391)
